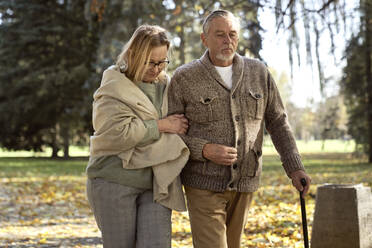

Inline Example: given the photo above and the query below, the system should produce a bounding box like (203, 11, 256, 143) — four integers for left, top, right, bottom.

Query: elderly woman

(86, 25, 189, 248)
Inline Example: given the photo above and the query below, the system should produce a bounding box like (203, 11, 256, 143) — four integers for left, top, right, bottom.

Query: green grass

(260, 139, 371, 187)
(0, 146, 89, 178)
(0, 139, 369, 187)
(0, 146, 89, 157)
(263, 139, 355, 155)
(261, 153, 372, 188)
(0, 139, 368, 186)
(0, 157, 88, 178)
(0, 139, 355, 158)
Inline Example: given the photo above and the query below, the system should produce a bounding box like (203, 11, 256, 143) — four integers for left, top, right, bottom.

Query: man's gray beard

(216, 53, 234, 62)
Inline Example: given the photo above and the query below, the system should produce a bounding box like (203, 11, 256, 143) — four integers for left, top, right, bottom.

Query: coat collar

(199, 50, 244, 94)
(95, 65, 160, 119)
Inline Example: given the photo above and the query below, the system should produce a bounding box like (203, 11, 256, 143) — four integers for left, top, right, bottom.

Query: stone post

(311, 184, 372, 248)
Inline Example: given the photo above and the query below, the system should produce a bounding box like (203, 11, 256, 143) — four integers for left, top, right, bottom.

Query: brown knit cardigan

(168, 51, 305, 193)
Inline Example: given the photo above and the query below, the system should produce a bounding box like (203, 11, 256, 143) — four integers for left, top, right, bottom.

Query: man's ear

(201, 33, 207, 47)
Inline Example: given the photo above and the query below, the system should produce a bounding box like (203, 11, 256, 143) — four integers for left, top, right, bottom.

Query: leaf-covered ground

(0, 153, 371, 247)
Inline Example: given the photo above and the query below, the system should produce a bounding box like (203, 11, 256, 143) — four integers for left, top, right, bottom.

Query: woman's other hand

(157, 114, 188, 134)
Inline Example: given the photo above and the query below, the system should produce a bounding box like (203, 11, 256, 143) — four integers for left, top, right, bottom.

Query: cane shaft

(300, 191, 309, 248)
(300, 178, 309, 248)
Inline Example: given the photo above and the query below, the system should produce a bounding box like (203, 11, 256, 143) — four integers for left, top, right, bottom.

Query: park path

(0, 177, 102, 247)
(0, 177, 192, 248)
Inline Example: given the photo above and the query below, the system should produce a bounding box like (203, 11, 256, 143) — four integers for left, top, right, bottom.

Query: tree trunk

(364, 0, 372, 162)
(51, 126, 59, 158)
(61, 125, 70, 159)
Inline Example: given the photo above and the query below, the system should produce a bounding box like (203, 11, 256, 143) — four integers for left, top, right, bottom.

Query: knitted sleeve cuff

(183, 136, 209, 162)
(137, 120, 160, 146)
(282, 153, 305, 177)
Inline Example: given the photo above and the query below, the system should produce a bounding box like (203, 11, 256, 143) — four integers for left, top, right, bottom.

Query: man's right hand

(202, 143, 237, 166)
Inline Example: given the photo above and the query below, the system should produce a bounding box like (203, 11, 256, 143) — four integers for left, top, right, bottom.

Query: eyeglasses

(145, 60, 170, 70)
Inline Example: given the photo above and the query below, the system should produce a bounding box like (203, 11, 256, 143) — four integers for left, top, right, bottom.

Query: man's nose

(223, 35, 232, 44)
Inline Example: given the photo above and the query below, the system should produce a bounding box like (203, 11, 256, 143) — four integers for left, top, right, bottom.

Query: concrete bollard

(311, 184, 372, 248)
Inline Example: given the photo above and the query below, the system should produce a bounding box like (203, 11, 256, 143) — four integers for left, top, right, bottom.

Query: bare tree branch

(317, 0, 337, 13)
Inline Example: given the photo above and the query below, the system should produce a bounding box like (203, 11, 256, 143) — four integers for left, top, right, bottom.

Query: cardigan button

(255, 93, 262, 99)
(233, 164, 238, 169)
(237, 139, 241, 145)
(229, 183, 234, 188)
(235, 115, 240, 121)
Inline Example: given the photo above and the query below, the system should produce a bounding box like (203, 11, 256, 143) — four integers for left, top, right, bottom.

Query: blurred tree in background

(341, 0, 372, 161)
(316, 95, 348, 148)
(0, 0, 102, 157)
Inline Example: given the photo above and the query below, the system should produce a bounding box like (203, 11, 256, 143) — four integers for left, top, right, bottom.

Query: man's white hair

(202, 10, 240, 35)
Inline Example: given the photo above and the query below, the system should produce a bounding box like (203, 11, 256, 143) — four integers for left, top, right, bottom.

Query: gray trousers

(86, 178, 171, 248)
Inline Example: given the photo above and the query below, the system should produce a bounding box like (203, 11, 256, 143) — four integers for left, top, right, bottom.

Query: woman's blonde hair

(116, 25, 170, 82)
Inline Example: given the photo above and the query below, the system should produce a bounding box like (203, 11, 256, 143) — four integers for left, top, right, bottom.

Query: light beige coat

(90, 65, 189, 211)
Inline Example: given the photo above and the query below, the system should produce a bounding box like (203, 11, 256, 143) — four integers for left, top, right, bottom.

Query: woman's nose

(151, 65, 160, 73)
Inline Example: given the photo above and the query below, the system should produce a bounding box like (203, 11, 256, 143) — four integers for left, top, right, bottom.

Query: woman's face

(142, 45, 168, 83)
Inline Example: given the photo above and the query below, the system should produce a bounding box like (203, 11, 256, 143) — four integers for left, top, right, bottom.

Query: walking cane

(300, 178, 309, 248)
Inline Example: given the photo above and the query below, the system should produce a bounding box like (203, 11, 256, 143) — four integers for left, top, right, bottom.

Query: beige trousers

(184, 186, 253, 248)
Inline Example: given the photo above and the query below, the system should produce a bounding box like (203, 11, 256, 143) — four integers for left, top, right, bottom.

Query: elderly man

(168, 9, 311, 248)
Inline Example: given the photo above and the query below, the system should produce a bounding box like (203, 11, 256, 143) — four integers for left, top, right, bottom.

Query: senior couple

(86, 9, 311, 248)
